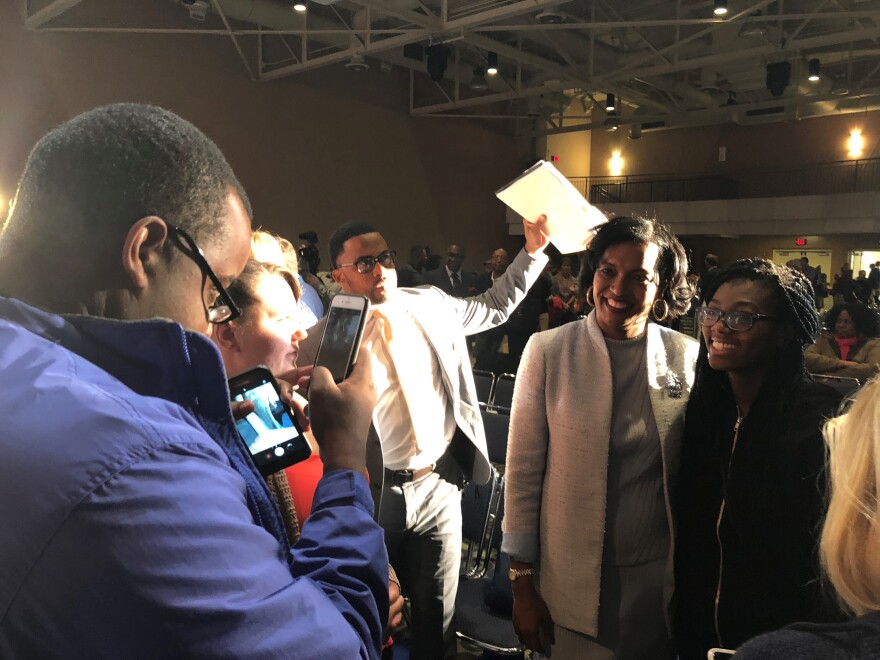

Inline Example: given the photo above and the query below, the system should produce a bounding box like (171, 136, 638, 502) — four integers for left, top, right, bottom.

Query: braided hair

(686, 258, 820, 438)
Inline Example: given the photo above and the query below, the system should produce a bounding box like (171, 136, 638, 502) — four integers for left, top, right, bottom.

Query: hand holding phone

(228, 366, 312, 476)
(308, 350, 376, 476)
(314, 294, 370, 383)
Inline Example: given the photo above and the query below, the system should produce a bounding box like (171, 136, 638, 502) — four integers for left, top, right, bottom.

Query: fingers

(229, 399, 255, 421)
(287, 391, 311, 433)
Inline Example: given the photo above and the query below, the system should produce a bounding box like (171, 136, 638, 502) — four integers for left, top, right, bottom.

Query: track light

(292, 2, 307, 11)
(469, 68, 489, 92)
(714, 0, 728, 16)
(808, 58, 821, 82)
(486, 52, 498, 75)
(605, 93, 616, 112)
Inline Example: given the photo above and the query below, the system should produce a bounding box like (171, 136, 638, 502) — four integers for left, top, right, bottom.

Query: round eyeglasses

(337, 249, 396, 274)
(696, 306, 777, 332)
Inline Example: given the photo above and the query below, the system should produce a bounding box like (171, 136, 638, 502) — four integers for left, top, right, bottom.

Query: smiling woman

(675, 259, 845, 659)
(503, 216, 699, 658)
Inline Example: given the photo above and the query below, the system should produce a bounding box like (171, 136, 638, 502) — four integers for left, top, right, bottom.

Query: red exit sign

(795, 238, 807, 246)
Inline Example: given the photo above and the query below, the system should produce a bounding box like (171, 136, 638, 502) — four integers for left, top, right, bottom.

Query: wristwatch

(508, 567, 535, 581)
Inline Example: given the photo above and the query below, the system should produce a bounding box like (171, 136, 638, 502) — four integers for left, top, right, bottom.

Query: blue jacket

(0, 297, 388, 658)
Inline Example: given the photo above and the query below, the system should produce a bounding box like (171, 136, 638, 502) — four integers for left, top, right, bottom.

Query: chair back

(472, 369, 496, 405)
(460, 466, 501, 578)
(491, 373, 516, 410)
(809, 373, 861, 398)
(480, 404, 511, 466)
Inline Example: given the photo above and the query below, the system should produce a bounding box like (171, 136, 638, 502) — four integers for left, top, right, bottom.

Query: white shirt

(364, 299, 456, 470)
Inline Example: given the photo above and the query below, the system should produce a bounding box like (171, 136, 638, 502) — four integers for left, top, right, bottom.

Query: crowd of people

(2, 102, 880, 660)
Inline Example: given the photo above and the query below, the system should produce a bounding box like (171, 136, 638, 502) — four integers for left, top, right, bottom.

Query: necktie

(451, 271, 462, 292)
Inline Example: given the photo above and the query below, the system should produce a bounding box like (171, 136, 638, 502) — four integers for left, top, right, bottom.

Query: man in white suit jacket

(298, 219, 549, 658)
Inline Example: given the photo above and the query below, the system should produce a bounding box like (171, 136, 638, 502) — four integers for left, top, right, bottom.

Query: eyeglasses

(337, 249, 396, 274)
(696, 306, 777, 332)
(165, 222, 241, 324)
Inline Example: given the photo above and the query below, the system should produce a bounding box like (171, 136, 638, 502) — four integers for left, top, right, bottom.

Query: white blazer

(503, 311, 699, 637)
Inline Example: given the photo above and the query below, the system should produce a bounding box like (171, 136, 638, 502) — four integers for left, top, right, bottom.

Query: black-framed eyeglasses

(165, 222, 241, 325)
(337, 249, 396, 274)
(696, 306, 777, 332)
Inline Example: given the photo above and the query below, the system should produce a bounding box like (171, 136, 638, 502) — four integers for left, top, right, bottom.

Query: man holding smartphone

(0, 105, 387, 658)
(300, 218, 549, 658)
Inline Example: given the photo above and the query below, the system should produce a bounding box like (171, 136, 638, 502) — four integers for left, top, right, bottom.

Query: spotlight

(486, 52, 498, 75)
(292, 2, 307, 11)
(469, 68, 488, 92)
(629, 124, 642, 140)
(726, 90, 737, 105)
(808, 58, 821, 82)
(605, 93, 616, 112)
(604, 114, 620, 131)
(766, 61, 792, 97)
(714, 0, 728, 16)
(426, 45, 449, 82)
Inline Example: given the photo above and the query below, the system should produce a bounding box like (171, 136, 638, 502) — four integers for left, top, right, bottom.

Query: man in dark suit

(423, 243, 479, 297)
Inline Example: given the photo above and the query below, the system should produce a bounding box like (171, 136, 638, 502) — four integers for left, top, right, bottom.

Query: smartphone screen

(228, 367, 311, 476)
(314, 294, 369, 383)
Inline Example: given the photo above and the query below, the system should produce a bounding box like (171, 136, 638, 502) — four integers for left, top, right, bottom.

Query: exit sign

(795, 238, 807, 246)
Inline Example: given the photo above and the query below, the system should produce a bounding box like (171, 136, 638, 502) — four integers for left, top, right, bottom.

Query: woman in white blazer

(503, 216, 699, 659)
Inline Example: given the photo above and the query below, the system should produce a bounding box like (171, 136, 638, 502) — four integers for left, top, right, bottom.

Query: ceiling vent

(535, 10, 567, 24)
(345, 54, 369, 72)
(180, 0, 209, 21)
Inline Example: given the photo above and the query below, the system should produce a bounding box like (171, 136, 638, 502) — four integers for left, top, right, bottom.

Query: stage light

(808, 58, 820, 82)
(486, 52, 498, 75)
(714, 0, 728, 16)
(605, 93, 616, 112)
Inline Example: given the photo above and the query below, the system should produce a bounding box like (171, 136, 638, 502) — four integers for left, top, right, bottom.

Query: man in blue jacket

(0, 104, 388, 658)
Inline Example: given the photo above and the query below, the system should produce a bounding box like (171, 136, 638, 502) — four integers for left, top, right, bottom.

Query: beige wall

(589, 111, 880, 178)
(0, 2, 529, 272)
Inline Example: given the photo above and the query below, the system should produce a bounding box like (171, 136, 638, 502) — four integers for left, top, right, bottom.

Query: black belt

(384, 464, 434, 486)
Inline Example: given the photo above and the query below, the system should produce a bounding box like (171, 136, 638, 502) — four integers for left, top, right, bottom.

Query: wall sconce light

(808, 58, 820, 82)
(610, 150, 624, 176)
(848, 129, 864, 158)
(714, 0, 728, 16)
(486, 52, 498, 75)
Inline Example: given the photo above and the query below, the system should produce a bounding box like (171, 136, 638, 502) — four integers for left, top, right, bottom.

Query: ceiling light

(293, 2, 307, 11)
(486, 52, 498, 75)
(345, 54, 369, 72)
(714, 0, 728, 16)
(726, 90, 737, 105)
(629, 124, 642, 140)
(831, 73, 849, 96)
(604, 114, 620, 131)
(605, 93, 616, 112)
(469, 68, 488, 92)
(808, 58, 821, 82)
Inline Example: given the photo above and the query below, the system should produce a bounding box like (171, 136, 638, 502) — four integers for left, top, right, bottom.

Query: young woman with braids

(675, 259, 844, 659)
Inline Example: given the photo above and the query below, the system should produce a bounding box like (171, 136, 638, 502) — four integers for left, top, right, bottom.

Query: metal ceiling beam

(24, 0, 82, 29)
(603, 0, 776, 81)
(604, 25, 880, 82)
(347, 0, 441, 30)
(411, 79, 580, 115)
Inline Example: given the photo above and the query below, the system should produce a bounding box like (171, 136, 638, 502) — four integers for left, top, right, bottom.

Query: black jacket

(675, 379, 844, 659)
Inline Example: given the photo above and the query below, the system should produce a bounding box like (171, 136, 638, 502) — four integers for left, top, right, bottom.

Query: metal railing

(568, 158, 880, 205)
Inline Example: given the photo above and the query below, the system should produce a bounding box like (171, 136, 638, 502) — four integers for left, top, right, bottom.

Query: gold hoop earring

(585, 286, 595, 308)
(652, 299, 670, 322)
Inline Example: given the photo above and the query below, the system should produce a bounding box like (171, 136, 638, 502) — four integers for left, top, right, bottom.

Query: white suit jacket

(503, 311, 699, 637)
(299, 248, 549, 497)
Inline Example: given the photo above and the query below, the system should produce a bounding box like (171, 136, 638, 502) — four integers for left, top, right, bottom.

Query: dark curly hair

(578, 215, 694, 320)
(824, 302, 880, 339)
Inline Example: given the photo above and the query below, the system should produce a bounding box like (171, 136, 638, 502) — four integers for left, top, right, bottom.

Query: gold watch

(508, 567, 535, 581)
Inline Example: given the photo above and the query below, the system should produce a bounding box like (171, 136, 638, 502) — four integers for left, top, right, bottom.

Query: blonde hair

(820, 376, 880, 615)
(251, 229, 299, 274)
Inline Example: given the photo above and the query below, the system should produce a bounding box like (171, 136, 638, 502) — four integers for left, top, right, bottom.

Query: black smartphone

(228, 366, 312, 477)
(314, 293, 370, 383)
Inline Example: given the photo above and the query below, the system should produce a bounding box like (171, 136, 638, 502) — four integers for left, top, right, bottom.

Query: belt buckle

(391, 468, 415, 485)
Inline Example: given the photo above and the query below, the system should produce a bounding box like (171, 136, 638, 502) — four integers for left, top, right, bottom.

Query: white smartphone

(314, 294, 370, 383)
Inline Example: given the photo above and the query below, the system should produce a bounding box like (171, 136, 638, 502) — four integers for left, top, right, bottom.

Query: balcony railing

(568, 158, 880, 205)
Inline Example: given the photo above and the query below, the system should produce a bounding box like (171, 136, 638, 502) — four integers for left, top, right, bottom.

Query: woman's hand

(511, 577, 555, 654)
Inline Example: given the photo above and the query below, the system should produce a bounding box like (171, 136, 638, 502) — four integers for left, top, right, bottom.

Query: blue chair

(480, 404, 511, 466)
(473, 369, 496, 406)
